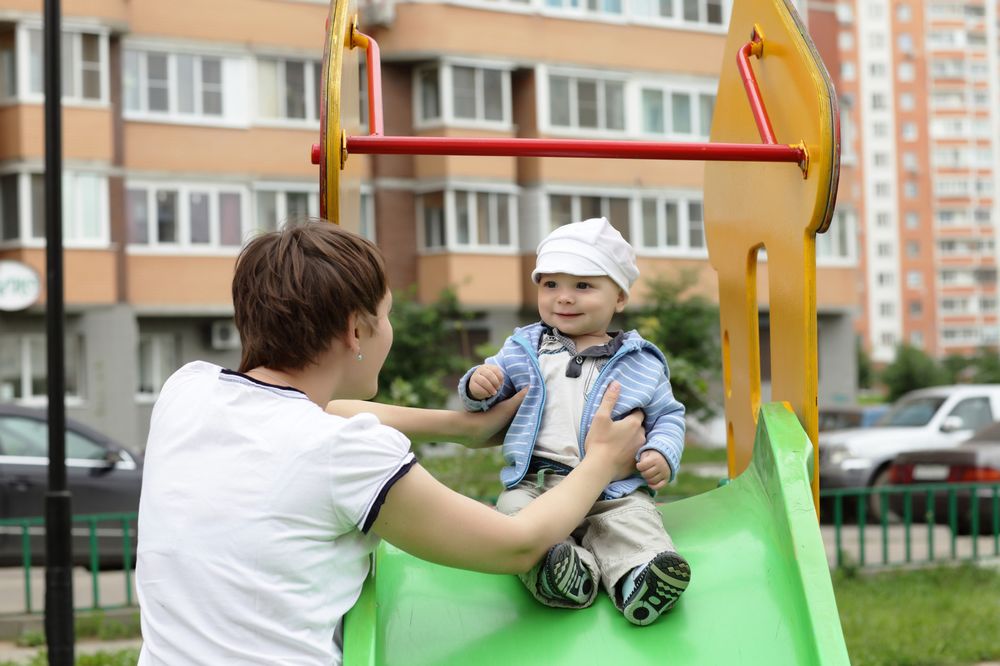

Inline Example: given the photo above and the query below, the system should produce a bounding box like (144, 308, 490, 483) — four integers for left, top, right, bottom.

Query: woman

(136, 222, 645, 665)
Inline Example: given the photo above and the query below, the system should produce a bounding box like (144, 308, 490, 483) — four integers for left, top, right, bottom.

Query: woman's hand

(583, 382, 646, 480)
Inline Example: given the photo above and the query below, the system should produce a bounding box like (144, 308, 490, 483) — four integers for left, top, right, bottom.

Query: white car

(819, 385, 1000, 512)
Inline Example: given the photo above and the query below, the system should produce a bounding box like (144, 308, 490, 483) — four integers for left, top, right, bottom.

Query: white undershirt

(533, 335, 602, 468)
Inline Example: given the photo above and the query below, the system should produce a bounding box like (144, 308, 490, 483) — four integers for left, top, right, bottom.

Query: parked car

(818, 404, 889, 432)
(0, 404, 142, 568)
(887, 421, 1000, 534)
(819, 385, 1000, 517)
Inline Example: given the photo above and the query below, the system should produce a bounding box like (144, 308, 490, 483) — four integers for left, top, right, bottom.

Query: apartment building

(0, 0, 857, 449)
(819, 0, 1000, 362)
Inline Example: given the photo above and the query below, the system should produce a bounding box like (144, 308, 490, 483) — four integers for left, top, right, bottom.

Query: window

(640, 88, 714, 137)
(254, 187, 319, 233)
(875, 212, 891, 228)
(899, 93, 914, 111)
(26, 28, 106, 102)
(124, 50, 229, 119)
(817, 209, 854, 261)
(416, 63, 510, 126)
(906, 270, 922, 288)
(877, 242, 893, 257)
(419, 188, 516, 251)
(874, 182, 891, 197)
(905, 212, 918, 229)
(901, 122, 918, 141)
(0, 334, 84, 403)
(359, 189, 375, 241)
(841, 62, 855, 81)
(137, 333, 180, 398)
(0, 171, 108, 245)
(545, 0, 623, 16)
(904, 181, 917, 199)
(946, 397, 993, 432)
(870, 93, 887, 110)
(548, 74, 624, 132)
(879, 302, 894, 317)
(906, 240, 920, 257)
(908, 300, 922, 316)
(896, 4, 911, 21)
(635, 194, 707, 254)
(624, 0, 724, 24)
(128, 183, 247, 249)
(838, 32, 854, 50)
(257, 57, 322, 122)
(897, 63, 914, 82)
(548, 193, 631, 242)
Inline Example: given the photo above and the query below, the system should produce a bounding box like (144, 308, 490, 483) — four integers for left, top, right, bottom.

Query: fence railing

(820, 482, 1000, 569)
(0, 512, 137, 616)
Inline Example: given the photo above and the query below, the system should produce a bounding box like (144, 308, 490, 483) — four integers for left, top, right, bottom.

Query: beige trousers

(496, 472, 676, 609)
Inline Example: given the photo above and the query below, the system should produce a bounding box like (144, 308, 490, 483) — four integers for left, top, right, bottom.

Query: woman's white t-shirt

(136, 362, 415, 665)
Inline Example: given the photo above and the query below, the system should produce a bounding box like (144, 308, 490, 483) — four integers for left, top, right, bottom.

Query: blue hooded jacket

(458, 322, 685, 499)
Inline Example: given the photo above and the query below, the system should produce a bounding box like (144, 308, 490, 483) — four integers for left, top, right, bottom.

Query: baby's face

(536, 273, 627, 339)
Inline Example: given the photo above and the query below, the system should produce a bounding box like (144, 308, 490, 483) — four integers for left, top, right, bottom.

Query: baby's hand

(637, 450, 671, 491)
(468, 364, 505, 400)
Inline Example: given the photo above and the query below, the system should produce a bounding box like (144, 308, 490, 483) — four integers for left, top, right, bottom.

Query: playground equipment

(314, 0, 850, 662)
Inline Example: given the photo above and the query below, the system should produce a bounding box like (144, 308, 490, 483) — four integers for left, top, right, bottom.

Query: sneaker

(539, 542, 595, 606)
(621, 551, 691, 626)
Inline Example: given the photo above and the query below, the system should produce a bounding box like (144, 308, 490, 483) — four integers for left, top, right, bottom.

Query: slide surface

(343, 402, 850, 665)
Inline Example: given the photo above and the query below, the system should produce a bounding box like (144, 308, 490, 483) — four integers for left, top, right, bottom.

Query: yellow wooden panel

(703, 0, 840, 505)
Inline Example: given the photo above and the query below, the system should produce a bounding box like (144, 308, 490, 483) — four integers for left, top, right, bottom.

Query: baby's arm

(458, 340, 518, 412)
(638, 362, 686, 484)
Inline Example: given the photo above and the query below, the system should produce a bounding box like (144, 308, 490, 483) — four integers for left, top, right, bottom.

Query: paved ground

(0, 637, 141, 662)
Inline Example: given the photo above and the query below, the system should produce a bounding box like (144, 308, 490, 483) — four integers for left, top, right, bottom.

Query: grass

(834, 565, 1000, 666)
(0, 649, 141, 666)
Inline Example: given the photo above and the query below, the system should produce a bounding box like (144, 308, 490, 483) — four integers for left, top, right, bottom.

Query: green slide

(343, 403, 850, 665)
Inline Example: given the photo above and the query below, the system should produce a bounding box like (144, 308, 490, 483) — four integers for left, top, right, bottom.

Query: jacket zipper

(577, 343, 634, 459)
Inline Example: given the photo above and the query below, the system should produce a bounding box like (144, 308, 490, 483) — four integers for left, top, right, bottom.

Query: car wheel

(868, 466, 900, 523)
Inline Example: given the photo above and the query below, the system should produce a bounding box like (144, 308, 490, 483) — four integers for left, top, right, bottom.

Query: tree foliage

(881, 344, 949, 402)
(625, 271, 720, 420)
(857, 337, 874, 389)
(377, 288, 472, 408)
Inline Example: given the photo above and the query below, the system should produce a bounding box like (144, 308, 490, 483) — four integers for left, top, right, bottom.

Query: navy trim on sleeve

(361, 458, 418, 534)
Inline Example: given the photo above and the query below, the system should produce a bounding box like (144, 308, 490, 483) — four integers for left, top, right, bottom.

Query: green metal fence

(0, 512, 137, 615)
(820, 482, 1000, 569)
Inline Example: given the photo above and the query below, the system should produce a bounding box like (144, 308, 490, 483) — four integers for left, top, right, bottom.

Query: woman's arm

(326, 390, 526, 447)
(371, 382, 645, 573)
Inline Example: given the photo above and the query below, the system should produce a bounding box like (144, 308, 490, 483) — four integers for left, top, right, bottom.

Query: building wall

(0, 0, 862, 452)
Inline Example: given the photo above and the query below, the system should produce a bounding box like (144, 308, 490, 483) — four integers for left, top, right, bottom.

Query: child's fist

(468, 364, 505, 400)
(636, 450, 671, 491)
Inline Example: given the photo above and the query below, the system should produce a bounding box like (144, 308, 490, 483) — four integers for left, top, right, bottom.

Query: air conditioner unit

(210, 321, 242, 351)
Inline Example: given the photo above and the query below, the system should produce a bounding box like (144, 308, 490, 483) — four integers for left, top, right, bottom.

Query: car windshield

(875, 396, 947, 427)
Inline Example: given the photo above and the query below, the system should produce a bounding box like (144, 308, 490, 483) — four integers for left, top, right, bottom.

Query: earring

(356, 352, 364, 361)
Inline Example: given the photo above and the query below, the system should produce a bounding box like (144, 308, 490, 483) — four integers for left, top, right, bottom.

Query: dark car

(887, 421, 1000, 534)
(0, 405, 142, 567)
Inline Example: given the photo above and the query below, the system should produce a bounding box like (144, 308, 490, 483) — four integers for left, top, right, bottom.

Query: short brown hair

(233, 221, 387, 372)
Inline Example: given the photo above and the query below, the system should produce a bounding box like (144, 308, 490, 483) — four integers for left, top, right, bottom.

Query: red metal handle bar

(313, 30, 805, 167)
(346, 135, 803, 162)
(736, 29, 777, 145)
(354, 29, 384, 136)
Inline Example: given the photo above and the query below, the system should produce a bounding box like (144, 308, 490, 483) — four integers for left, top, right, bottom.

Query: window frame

(417, 183, 520, 254)
(17, 23, 110, 106)
(135, 332, 181, 402)
(0, 169, 110, 248)
(252, 182, 320, 234)
(413, 61, 514, 130)
(0, 333, 85, 406)
(125, 181, 251, 254)
(122, 42, 248, 127)
(254, 55, 323, 127)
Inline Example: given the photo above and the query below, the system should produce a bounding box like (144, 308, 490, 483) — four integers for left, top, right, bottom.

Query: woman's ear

(344, 311, 362, 356)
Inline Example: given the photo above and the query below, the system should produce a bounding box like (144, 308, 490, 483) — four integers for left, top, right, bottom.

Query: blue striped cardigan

(458, 322, 686, 499)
